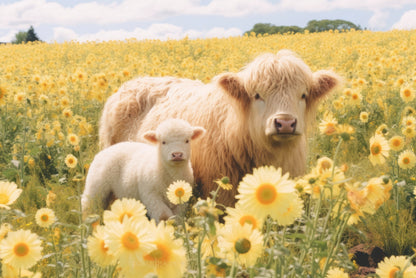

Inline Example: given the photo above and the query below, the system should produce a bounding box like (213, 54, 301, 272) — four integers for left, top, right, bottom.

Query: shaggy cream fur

(98, 49, 341, 207)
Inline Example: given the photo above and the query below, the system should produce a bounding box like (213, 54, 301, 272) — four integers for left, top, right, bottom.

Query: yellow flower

(398, 150, 416, 170)
(104, 217, 155, 269)
(218, 223, 263, 267)
(368, 134, 390, 165)
(224, 203, 264, 230)
(274, 194, 303, 226)
(350, 90, 362, 105)
(14, 92, 26, 103)
(87, 225, 116, 267)
(166, 180, 192, 205)
(0, 229, 43, 269)
(319, 112, 338, 136)
(62, 108, 73, 118)
(35, 208, 56, 228)
(67, 133, 80, 146)
(336, 124, 355, 141)
(389, 136, 404, 152)
(214, 176, 233, 191)
(142, 221, 187, 278)
(326, 267, 349, 278)
(103, 198, 147, 224)
(402, 125, 416, 139)
(359, 111, 369, 123)
(316, 157, 334, 174)
(400, 86, 415, 102)
(236, 166, 296, 220)
(0, 181, 22, 210)
(64, 154, 78, 168)
(376, 255, 416, 278)
(402, 116, 416, 127)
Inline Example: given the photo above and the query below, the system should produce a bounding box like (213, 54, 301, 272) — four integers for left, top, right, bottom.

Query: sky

(1, 0, 416, 43)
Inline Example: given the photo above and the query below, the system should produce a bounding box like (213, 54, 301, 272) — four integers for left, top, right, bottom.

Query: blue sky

(1, 0, 416, 43)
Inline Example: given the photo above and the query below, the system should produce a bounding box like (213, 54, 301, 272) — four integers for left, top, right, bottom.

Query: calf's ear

(191, 127, 206, 140)
(310, 70, 342, 103)
(143, 131, 158, 144)
(217, 73, 250, 109)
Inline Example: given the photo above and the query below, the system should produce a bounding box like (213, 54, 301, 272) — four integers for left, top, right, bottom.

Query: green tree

(12, 25, 41, 44)
(305, 19, 361, 33)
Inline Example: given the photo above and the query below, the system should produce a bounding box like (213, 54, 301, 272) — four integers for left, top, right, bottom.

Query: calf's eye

(254, 93, 261, 100)
(185, 140, 189, 143)
(301, 93, 306, 99)
(162, 141, 166, 145)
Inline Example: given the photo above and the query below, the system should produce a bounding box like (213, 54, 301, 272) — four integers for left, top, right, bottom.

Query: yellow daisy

(104, 216, 156, 269)
(103, 198, 147, 225)
(67, 133, 79, 146)
(402, 116, 416, 127)
(0, 229, 43, 269)
(142, 221, 187, 278)
(398, 150, 416, 170)
(319, 112, 338, 136)
(214, 176, 233, 191)
(316, 157, 334, 174)
(224, 203, 264, 230)
(0, 181, 22, 210)
(35, 208, 56, 228)
(376, 255, 416, 278)
(64, 154, 78, 168)
(87, 225, 116, 267)
(326, 267, 349, 278)
(359, 111, 369, 123)
(400, 86, 415, 102)
(218, 223, 263, 267)
(236, 166, 296, 220)
(166, 180, 192, 205)
(402, 125, 416, 139)
(368, 134, 390, 165)
(389, 136, 404, 152)
(350, 90, 362, 105)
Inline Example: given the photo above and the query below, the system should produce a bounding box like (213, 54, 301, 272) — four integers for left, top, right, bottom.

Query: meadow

(0, 29, 416, 277)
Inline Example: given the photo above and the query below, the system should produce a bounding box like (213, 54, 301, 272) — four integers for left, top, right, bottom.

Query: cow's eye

(301, 93, 306, 99)
(185, 139, 189, 143)
(162, 141, 166, 145)
(254, 93, 261, 100)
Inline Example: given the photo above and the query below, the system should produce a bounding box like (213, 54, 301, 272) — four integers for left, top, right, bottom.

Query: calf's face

(218, 51, 340, 148)
(143, 119, 205, 164)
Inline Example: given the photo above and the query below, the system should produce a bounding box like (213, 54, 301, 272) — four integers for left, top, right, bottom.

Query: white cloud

(368, 10, 389, 29)
(391, 9, 416, 30)
(0, 29, 18, 42)
(52, 24, 242, 43)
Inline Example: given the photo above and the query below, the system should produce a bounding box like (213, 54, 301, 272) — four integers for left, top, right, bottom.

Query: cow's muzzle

(274, 115, 297, 134)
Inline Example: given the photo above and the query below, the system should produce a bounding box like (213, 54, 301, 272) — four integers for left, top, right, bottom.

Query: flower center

(121, 232, 139, 250)
(321, 161, 332, 170)
(175, 188, 185, 198)
(371, 143, 381, 155)
(239, 215, 257, 230)
(14, 242, 29, 257)
(0, 193, 9, 204)
(388, 266, 400, 278)
(404, 89, 411, 97)
(256, 183, 277, 205)
(403, 157, 410, 165)
(235, 238, 251, 254)
(41, 214, 49, 222)
(393, 139, 401, 147)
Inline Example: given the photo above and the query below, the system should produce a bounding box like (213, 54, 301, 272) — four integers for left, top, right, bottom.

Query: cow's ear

(217, 73, 250, 109)
(309, 70, 341, 103)
(143, 131, 158, 144)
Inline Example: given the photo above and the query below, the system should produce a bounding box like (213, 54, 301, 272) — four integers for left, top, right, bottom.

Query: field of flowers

(0, 29, 416, 277)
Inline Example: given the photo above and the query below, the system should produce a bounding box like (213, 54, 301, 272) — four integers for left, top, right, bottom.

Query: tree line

(245, 19, 362, 35)
(11, 26, 41, 44)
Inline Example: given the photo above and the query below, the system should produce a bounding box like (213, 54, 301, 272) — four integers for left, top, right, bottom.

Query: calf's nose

(172, 152, 184, 160)
(275, 118, 297, 134)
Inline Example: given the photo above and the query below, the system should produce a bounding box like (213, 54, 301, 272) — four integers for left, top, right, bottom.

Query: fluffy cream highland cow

(99, 49, 341, 207)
